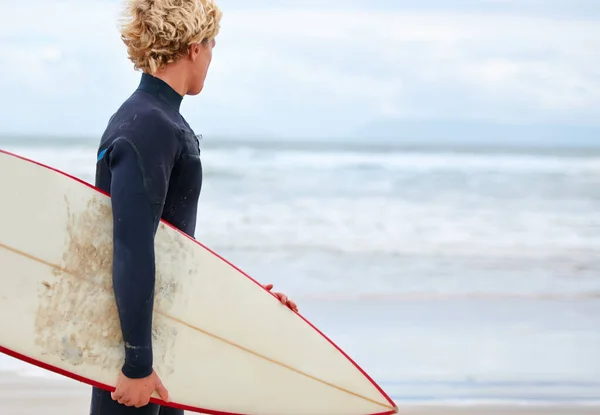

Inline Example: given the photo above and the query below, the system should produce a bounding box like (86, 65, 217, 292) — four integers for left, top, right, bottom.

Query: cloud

(207, 8, 600, 129)
(0, 1, 599, 138)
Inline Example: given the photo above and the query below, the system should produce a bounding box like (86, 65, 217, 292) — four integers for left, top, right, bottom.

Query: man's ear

(188, 43, 201, 61)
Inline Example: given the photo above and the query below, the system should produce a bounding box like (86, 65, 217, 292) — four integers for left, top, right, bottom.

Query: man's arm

(105, 124, 180, 379)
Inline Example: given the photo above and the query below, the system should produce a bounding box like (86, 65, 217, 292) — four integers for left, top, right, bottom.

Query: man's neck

(152, 64, 189, 97)
(138, 73, 184, 112)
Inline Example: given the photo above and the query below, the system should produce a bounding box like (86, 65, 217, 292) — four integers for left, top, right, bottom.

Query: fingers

(113, 392, 149, 408)
(112, 392, 132, 406)
(111, 391, 125, 403)
(283, 297, 298, 312)
(111, 387, 154, 408)
(274, 292, 298, 312)
(112, 393, 133, 407)
(276, 292, 288, 305)
(155, 376, 170, 403)
(265, 284, 299, 313)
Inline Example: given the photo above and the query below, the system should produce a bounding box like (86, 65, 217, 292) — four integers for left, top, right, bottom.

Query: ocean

(0, 135, 599, 406)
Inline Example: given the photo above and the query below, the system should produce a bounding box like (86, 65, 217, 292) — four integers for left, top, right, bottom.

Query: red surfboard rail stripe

(0, 148, 399, 414)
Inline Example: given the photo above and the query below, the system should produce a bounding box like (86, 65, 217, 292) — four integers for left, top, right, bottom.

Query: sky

(0, 0, 599, 142)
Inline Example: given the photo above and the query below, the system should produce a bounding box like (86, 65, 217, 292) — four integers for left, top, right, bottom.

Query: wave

(5, 140, 600, 181)
(204, 148, 600, 174)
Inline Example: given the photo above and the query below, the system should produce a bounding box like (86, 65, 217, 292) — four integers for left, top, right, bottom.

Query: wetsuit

(90, 73, 202, 414)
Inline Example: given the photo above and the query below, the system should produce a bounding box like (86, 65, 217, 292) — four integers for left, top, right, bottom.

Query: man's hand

(264, 283, 298, 312)
(111, 370, 169, 408)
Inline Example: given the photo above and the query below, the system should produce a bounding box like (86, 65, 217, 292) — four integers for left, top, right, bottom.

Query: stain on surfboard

(34, 195, 180, 375)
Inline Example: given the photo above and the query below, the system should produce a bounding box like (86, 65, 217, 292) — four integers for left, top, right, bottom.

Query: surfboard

(0, 148, 397, 415)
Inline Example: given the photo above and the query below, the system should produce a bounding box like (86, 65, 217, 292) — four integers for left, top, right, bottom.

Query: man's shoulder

(102, 97, 183, 148)
(115, 94, 178, 131)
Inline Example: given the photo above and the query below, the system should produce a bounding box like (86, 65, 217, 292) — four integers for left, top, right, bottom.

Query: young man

(92, 1, 297, 413)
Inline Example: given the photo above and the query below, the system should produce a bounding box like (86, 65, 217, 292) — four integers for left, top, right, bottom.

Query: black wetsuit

(90, 73, 202, 414)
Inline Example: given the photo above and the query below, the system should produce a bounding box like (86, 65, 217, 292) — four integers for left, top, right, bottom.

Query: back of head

(119, 0, 222, 75)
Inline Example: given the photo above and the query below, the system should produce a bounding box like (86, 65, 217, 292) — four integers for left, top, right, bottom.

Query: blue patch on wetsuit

(97, 148, 107, 162)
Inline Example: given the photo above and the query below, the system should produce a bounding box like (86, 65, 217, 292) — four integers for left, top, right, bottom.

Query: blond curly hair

(119, 0, 222, 74)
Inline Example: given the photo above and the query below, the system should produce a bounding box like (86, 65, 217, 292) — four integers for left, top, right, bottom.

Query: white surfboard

(0, 149, 397, 415)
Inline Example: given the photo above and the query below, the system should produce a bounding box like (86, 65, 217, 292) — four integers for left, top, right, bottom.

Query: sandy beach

(0, 372, 90, 415)
(0, 372, 598, 415)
